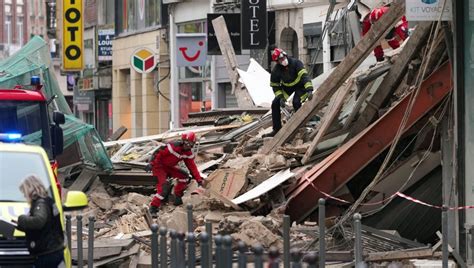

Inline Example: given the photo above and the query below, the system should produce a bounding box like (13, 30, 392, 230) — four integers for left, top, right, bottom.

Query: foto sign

(176, 34, 207, 67)
(98, 28, 114, 61)
(406, 0, 452, 21)
(241, 0, 267, 49)
(62, 0, 83, 70)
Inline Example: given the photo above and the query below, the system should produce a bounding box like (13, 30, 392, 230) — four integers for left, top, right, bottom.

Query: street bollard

(304, 252, 318, 268)
(214, 234, 223, 268)
(88, 216, 95, 268)
(283, 215, 290, 268)
(268, 247, 280, 268)
(200, 232, 210, 268)
(187, 204, 193, 233)
(66, 214, 72, 253)
(205, 221, 213, 264)
(238, 241, 247, 268)
(354, 213, 363, 266)
(253, 244, 264, 268)
(319, 198, 326, 268)
(77, 215, 83, 268)
(177, 232, 186, 268)
(187, 232, 196, 268)
(151, 224, 159, 268)
(223, 235, 233, 268)
(170, 230, 178, 268)
(442, 206, 448, 268)
(290, 248, 303, 268)
(159, 227, 167, 268)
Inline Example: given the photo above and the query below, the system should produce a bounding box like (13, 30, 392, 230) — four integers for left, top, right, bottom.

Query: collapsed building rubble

(60, 4, 459, 266)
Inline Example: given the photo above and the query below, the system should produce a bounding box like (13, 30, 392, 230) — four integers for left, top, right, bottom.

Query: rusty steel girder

(286, 62, 452, 222)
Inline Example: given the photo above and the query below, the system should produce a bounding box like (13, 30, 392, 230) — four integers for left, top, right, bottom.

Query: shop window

(115, 0, 161, 35)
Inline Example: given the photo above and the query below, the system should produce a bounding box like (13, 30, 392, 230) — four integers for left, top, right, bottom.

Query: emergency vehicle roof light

(31, 76, 40, 86)
(0, 133, 22, 141)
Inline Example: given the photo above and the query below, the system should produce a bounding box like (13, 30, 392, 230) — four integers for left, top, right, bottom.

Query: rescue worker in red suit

(262, 47, 314, 138)
(146, 132, 203, 215)
(362, 4, 408, 62)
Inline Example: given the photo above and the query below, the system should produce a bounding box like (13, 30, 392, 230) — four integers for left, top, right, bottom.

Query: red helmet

(271, 48, 287, 62)
(181, 131, 196, 143)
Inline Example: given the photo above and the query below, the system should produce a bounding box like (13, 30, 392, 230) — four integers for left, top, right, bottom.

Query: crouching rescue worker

(263, 47, 314, 138)
(146, 131, 204, 216)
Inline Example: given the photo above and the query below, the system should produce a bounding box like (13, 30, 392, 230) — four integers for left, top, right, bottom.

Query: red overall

(149, 141, 202, 208)
(362, 6, 408, 61)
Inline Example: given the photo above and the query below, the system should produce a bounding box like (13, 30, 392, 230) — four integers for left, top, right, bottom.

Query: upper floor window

(116, 0, 161, 36)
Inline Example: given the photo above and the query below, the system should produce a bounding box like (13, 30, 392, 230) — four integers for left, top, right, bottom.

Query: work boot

(149, 206, 159, 217)
(173, 196, 183, 206)
(262, 129, 279, 138)
(162, 182, 172, 203)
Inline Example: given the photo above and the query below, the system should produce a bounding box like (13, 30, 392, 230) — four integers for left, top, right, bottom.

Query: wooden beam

(366, 248, 434, 262)
(212, 16, 255, 108)
(302, 79, 354, 164)
(346, 21, 433, 140)
(261, 1, 406, 154)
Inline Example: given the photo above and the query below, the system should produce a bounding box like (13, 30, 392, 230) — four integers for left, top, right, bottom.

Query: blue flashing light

(0, 133, 22, 142)
(31, 76, 40, 86)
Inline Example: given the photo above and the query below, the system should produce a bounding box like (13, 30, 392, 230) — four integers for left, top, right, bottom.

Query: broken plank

(71, 247, 122, 262)
(71, 238, 134, 249)
(92, 244, 140, 268)
(212, 16, 254, 108)
(232, 169, 294, 205)
(208, 189, 243, 210)
(347, 21, 433, 140)
(302, 79, 354, 164)
(261, 1, 406, 154)
(68, 168, 98, 192)
(366, 248, 434, 262)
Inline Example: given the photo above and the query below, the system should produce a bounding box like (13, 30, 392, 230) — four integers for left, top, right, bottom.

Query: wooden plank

(302, 79, 354, 164)
(212, 16, 255, 108)
(261, 1, 406, 154)
(68, 168, 98, 192)
(107, 126, 127, 141)
(366, 248, 434, 261)
(92, 244, 140, 267)
(71, 238, 134, 249)
(347, 21, 433, 140)
(71, 247, 122, 262)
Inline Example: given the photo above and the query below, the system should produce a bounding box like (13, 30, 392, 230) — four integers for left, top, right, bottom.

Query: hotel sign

(241, 0, 267, 49)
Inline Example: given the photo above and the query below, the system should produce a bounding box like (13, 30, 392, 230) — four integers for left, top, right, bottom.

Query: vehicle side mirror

(63, 191, 88, 211)
(51, 125, 63, 157)
(53, 111, 65, 125)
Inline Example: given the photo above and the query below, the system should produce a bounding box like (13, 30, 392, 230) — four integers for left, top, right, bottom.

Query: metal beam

(285, 62, 452, 222)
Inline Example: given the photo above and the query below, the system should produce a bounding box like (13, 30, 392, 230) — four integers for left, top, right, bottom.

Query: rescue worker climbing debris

(263, 47, 314, 138)
(361, 3, 409, 62)
(146, 131, 204, 216)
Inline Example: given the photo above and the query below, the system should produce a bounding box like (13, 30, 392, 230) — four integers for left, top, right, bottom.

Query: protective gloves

(279, 97, 286, 108)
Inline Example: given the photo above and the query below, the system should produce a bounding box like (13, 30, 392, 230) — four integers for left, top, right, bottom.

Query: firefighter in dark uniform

(263, 48, 314, 138)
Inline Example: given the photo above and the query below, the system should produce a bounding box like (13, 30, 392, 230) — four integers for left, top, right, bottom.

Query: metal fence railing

(66, 199, 366, 267)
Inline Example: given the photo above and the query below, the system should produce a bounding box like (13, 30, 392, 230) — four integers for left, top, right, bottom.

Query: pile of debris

(61, 3, 460, 266)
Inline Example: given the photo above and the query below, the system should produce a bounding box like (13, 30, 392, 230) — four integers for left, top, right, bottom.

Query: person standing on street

(16, 175, 65, 268)
(146, 131, 204, 216)
(263, 47, 314, 138)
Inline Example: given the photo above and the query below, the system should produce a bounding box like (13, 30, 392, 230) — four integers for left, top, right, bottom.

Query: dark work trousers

(271, 88, 305, 131)
(34, 249, 64, 268)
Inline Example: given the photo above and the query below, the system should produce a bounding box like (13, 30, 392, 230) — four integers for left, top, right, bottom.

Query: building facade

(0, 0, 29, 58)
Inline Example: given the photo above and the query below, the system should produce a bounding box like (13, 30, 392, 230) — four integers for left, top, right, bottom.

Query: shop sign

(207, 13, 241, 55)
(176, 34, 207, 67)
(131, 48, 157, 73)
(406, 0, 452, 21)
(241, 0, 267, 49)
(98, 28, 114, 61)
(62, 0, 84, 70)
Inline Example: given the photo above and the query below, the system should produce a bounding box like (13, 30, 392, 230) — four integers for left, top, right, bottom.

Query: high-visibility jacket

(270, 57, 313, 101)
(150, 141, 202, 183)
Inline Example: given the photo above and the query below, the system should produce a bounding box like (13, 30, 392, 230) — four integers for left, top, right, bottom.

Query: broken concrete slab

(126, 192, 150, 207)
(232, 220, 283, 249)
(90, 192, 114, 210)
